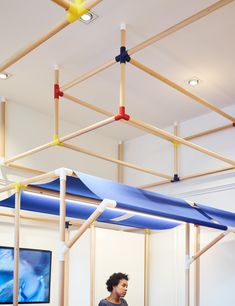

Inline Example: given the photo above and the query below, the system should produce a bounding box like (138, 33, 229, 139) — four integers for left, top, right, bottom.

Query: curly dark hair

(106, 272, 129, 292)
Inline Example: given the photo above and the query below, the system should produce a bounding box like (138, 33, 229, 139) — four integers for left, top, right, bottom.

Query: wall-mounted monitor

(0, 246, 52, 304)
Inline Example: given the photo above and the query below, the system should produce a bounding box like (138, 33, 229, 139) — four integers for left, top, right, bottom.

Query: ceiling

(1, 0, 235, 141)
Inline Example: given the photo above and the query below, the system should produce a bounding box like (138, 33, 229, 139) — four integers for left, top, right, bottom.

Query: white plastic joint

(120, 23, 126, 30)
(58, 241, 69, 261)
(55, 168, 73, 181)
(0, 97, 6, 103)
(0, 157, 5, 166)
(97, 199, 117, 212)
(54, 64, 59, 71)
(185, 255, 193, 269)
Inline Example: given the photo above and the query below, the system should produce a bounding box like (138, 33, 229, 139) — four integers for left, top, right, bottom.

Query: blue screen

(0, 247, 52, 304)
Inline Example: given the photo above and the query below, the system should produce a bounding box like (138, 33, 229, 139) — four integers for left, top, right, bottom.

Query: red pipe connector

(115, 106, 130, 121)
(233, 122, 235, 127)
(54, 84, 64, 99)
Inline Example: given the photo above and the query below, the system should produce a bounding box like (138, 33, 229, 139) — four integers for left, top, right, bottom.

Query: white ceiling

(1, 0, 235, 140)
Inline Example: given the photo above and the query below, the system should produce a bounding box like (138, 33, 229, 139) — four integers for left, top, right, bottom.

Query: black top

(98, 298, 128, 306)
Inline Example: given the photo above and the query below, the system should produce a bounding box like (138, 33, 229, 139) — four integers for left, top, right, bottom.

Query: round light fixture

(0, 72, 9, 80)
(80, 12, 93, 22)
(188, 78, 200, 87)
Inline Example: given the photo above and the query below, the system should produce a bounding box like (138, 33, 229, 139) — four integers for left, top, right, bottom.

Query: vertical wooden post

(120, 24, 126, 108)
(0, 97, 6, 160)
(117, 141, 124, 183)
(13, 185, 21, 306)
(194, 225, 200, 306)
(185, 223, 190, 306)
(173, 122, 179, 179)
(54, 65, 59, 139)
(64, 224, 70, 306)
(90, 225, 96, 306)
(144, 229, 150, 306)
(58, 174, 67, 306)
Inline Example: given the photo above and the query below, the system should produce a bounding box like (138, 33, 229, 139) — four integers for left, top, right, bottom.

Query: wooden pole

(4, 117, 115, 165)
(120, 24, 126, 108)
(61, 60, 116, 91)
(185, 223, 190, 306)
(51, 0, 70, 10)
(144, 229, 150, 306)
(192, 232, 228, 262)
(128, 0, 233, 55)
(66, 199, 115, 249)
(63, 142, 172, 180)
(130, 59, 235, 122)
(64, 226, 70, 306)
(173, 122, 179, 178)
(13, 186, 21, 306)
(90, 225, 96, 306)
(61, 1, 233, 91)
(194, 225, 200, 306)
(139, 166, 234, 189)
(184, 124, 233, 141)
(58, 175, 67, 306)
(0, 98, 6, 159)
(54, 66, 60, 138)
(129, 117, 235, 166)
(117, 142, 124, 183)
(0, 20, 69, 73)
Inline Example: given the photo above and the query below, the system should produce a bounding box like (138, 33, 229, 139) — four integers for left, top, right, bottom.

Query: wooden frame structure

(0, 168, 234, 306)
(0, 0, 234, 187)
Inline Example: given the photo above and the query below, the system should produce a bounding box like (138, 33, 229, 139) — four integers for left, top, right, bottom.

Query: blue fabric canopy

(1, 170, 235, 230)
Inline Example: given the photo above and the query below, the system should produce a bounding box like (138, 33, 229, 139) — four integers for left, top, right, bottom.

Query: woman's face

(113, 279, 128, 298)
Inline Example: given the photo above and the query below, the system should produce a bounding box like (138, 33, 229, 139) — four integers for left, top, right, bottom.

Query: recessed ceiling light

(79, 11, 98, 24)
(0, 72, 10, 80)
(188, 78, 200, 87)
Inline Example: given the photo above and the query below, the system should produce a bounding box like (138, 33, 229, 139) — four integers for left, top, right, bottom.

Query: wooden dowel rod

(185, 223, 190, 306)
(129, 117, 235, 166)
(61, 59, 116, 91)
(63, 93, 113, 116)
(117, 142, 124, 183)
(139, 166, 234, 189)
(67, 205, 103, 249)
(90, 225, 96, 306)
(0, 170, 58, 193)
(63, 142, 172, 179)
(0, 20, 69, 73)
(8, 163, 45, 175)
(60, 117, 115, 143)
(130, 59, 235, 122)
(144, 229, 150, 306)
(192, 232, 227, 261)
(184, 124, 233, 141)
(51, 0, 70, 10)
(120, 25, 126, 108)
(54, 67, 60, 137)
(58, 177, 66, 306)
(13, 188, 21, 306)
(64, 228, 70, 306)
(4, 142, 53, 165)
(194, 226, 200, 306)
(128, 0, 233, 55)
(173, 123, 179, 175)
(0, 98, 6, 158)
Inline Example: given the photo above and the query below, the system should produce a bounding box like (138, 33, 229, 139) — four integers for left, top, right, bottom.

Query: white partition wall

(94, 228, 145, 306)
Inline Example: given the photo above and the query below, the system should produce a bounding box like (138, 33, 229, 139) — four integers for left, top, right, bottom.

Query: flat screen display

(0, 246, 52, 304)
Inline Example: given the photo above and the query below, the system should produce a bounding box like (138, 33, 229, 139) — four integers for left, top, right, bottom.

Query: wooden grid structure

(1, 1, 235, 306)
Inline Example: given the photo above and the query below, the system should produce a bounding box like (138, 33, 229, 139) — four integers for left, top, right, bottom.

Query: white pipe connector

(185, 254, 194, 269)
(0, 157, 5, 166)
(58, 241, 69, 261)
(120, 23, 126, 30)
(97, 199, 117, 212)
(53, 64, 59, 71)
(0, 97, 6, 103)
(54, 168, 73, 181)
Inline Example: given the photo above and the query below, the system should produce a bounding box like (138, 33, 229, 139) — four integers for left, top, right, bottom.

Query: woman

(98, 272, 129, 306)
